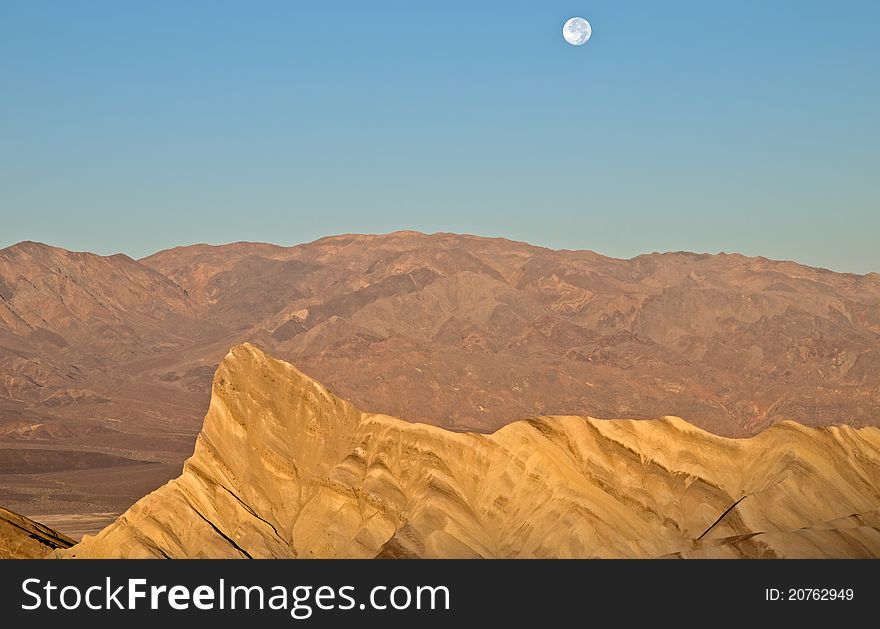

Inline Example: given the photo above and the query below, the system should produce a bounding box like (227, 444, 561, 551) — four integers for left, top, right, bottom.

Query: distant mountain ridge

(2, 231, 879, 518)
(141, 231, 880, 435)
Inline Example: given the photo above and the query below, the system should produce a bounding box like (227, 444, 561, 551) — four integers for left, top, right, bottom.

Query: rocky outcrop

(0, 507, 74, 558)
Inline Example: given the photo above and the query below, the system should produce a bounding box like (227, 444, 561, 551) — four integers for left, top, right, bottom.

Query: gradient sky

(1, 1, 878, 272)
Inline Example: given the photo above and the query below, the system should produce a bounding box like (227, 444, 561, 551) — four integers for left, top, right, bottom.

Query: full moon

(563, 17, 591, 46)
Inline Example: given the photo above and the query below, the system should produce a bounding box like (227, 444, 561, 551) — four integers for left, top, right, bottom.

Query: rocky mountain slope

(61, 345, 880, 559)
(0, 241, 224, 519)
(0, 506, 74, 558)
(142, 232, 880, 437)
(3, 232, 880, 519)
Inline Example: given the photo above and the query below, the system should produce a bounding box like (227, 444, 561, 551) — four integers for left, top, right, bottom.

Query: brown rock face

(140, 232, 880, 436)
(60, 345, 880, 559)
(2, 232, 880, 517)
(0, 241, 223, 519)
(0, 507, 74, 558)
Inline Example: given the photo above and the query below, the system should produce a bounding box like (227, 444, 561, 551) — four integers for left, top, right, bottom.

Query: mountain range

(2, 231, 879, 522)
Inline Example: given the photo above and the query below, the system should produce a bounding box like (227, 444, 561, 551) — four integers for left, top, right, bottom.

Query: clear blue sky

(1, 1, 878, 272)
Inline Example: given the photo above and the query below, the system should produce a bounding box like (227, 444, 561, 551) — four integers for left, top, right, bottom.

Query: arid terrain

(2, 232, 880, 526)
(0, 506, 73, 559)
(58, 345, 880, 559)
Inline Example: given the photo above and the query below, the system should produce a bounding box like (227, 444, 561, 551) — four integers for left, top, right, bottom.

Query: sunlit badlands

(3, 344, 875, 559)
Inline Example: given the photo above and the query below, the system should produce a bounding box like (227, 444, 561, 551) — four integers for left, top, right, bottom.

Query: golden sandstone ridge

(59, 344, 880, 559)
